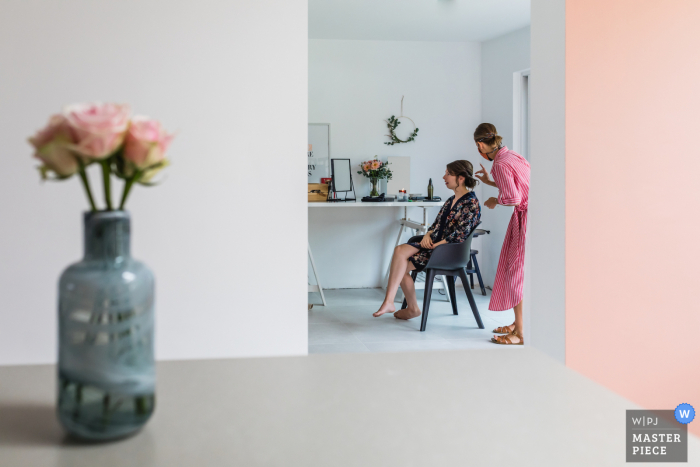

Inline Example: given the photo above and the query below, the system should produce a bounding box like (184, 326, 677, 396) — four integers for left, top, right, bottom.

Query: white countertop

(309, 201, 443, 207)
(1, 348, 696, 465)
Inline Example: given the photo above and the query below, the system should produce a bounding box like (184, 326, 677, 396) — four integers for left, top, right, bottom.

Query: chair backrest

(423, 221, 482, 271)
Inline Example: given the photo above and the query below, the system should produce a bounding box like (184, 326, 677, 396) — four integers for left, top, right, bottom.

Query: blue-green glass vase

(57, 211, 155, 440)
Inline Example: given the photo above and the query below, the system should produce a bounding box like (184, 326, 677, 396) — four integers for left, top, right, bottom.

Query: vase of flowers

(29, 102, 174, 440)
(357, 157, 392, 198)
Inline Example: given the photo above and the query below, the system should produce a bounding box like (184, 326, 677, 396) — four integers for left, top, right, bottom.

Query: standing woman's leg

(492, 300, 524, 344)
(493, 301, 523, 335)
(373, 244, 419, 317)
(513, 300, 523, 336)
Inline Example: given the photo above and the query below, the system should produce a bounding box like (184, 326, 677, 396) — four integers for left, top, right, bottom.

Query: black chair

(401, 224, 484, 332)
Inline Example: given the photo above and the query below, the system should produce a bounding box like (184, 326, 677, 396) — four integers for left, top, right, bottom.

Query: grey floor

(308, 285, 521, 354)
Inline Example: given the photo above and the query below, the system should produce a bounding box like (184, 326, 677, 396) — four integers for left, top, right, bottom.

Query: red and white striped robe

(489, 146, 530, 311)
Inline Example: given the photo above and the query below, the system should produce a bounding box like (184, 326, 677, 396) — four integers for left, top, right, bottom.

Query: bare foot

(394, 307, 421, 320)
(373, 303, 396, 317)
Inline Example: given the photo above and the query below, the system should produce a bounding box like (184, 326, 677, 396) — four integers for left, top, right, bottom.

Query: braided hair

(473, 123, 503, 148)
(446, 160, 478, 189)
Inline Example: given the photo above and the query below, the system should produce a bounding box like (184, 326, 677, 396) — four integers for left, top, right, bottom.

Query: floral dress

(407, 191, 481, 271)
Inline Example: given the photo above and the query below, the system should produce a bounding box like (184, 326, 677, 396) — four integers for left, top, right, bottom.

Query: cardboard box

(308, 182, 329, 202)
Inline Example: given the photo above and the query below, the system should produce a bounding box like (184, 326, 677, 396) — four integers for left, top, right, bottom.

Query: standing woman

(473, 123, 530, 345)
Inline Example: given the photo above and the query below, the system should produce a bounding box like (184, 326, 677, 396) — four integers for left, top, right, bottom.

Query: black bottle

(427, 178, 433, 200)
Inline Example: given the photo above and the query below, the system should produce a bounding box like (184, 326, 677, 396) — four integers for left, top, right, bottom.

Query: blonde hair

(473, 123, 503, 148)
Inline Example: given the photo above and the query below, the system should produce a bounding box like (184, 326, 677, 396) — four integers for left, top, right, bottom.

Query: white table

(2, 349, 696, 465)
(308, 201, 445, 304)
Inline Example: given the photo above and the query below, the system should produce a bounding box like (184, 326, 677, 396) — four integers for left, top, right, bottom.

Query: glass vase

(57, 211, 155, 440)
(369, 177, 380, 197)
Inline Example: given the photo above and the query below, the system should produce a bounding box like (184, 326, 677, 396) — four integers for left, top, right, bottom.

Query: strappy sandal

(490, 330, 524, 345)
(492, 324, 514, 334)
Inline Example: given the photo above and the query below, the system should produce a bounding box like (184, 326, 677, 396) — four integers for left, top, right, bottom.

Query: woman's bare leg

(373, 244, 419, 317)
(394, 265, 421, 319)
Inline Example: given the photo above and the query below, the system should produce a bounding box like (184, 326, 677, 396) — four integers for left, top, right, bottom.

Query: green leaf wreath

(384, 115, 419, 146)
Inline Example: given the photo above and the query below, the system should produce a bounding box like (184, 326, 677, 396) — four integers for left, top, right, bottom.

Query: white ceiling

(309, 0, 530, 43)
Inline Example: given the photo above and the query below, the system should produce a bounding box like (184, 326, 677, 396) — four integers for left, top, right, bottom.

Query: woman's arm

(420, 231, 434, 249)
(490, 164, 521, 207)
(427, 200, 448, 233)
(475, 163, 497, 187)
(484, 196, 519, 209)
(443, 198, 480, 244)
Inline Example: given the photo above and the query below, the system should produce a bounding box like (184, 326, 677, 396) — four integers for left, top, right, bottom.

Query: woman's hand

(484, 197, 498, 209)
(420, 232, 434, 249)
(474, 163, 491, 184)
(431, 240, 447, 249)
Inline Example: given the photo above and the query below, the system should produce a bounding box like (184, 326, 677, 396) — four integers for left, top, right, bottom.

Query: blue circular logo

(675, 403, 695, 424)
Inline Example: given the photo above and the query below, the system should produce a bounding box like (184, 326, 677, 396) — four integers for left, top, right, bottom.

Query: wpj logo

(626, 409, 688, 463)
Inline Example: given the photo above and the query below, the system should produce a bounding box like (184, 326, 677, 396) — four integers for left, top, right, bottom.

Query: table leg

(308, 242, 327, 306)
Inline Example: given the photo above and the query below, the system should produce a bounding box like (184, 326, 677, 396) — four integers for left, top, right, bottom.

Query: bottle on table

(427, 178, 433, 200)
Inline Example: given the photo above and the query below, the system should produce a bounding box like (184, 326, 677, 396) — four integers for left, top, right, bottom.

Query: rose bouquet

(357, 157, 392, 197)
(30, 103, 175, 440)
(357, 157, 392, 180)
(29, 102, 174, 211)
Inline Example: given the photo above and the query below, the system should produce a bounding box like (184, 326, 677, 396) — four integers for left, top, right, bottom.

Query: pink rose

(29, 114, 79, 178)
(122, 116, 174, 182)
(371, 160, 381, 170)
(64, 102, 131, 159)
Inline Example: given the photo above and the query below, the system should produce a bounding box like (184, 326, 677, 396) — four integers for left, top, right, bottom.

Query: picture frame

(308, 123, 330, 183)
(328, 158, 356, 202)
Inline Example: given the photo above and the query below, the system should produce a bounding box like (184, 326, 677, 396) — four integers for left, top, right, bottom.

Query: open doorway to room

(513, 68, 531, 161)
(307, 1, 532, 354)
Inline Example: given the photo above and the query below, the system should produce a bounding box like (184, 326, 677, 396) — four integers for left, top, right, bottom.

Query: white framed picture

(308, 123, 330, 183)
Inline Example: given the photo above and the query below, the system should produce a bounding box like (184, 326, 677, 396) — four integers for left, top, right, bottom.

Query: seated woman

(374, 160, 481, 319)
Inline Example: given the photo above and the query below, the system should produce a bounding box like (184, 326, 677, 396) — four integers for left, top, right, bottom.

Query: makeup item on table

(427, 178, 434, 200)
(408, 194, 442, 202)
(361, 193, 386, 202)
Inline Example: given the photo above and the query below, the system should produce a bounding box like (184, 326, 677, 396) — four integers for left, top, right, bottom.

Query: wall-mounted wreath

(384, 96, 419, 146)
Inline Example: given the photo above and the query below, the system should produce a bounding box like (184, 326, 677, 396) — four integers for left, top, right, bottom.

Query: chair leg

(458, 269, 484, 329)
(471, 253, 486, 296)
(401, 270, 418, 310)
(420, 270, 435, 332)
(467, 258, 474, 289)
(446, 275, 458, 315)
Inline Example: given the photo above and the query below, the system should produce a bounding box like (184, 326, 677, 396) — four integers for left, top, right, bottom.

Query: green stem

(77, 159, 98, 212)
(135, 395, 148, 416)
(118, 171, 140, 210)
(101, 158, 113, 210)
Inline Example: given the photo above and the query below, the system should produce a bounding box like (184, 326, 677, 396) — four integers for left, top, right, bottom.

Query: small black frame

(327, 158, 356, 202)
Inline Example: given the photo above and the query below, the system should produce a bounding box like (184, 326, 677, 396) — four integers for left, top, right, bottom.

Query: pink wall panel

(566, 0, 700, 436)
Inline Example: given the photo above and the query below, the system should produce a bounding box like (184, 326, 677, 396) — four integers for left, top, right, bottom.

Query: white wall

(308, 40, 482, 289)
(530, 0, 566, 362)
(480, 27, 531, 288)
(0, 0, 308, 365)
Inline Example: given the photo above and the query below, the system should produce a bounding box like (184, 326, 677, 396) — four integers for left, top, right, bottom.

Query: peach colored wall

(566, 0, 700, 437)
